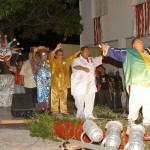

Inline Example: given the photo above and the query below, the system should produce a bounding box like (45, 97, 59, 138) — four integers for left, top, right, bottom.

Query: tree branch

(16, 1, 45, 27)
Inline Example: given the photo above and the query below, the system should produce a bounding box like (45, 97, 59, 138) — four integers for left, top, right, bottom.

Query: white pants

(73, 92, 95, 119)
(128, 85, 150, 124)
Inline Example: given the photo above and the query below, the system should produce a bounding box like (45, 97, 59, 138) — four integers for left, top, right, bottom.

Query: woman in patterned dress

(33, 47, 51, 112)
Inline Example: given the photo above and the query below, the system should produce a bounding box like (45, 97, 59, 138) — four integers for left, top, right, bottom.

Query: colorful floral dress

(34, 61, 51, 111)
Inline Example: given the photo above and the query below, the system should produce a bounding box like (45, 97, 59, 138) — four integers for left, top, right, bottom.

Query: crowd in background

(3, 35, 150, 126)
(4, 43, 124, 119)
(95, 65, 123, 112)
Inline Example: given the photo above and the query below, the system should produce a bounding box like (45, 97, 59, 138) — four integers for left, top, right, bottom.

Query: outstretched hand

(101, 43, 109, 51)
(33, 47, 38, 52)
(55, 43, 61, 51)
(76, 49, 81, 55)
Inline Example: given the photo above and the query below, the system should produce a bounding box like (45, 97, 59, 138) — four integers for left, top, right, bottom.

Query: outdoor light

(101, 121, 123, 149)
(124, 124, 145, 150)
(81, 120, 103, 143)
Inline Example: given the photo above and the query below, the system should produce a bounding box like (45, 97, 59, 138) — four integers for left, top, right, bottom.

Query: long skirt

(35, 66, 51, 111)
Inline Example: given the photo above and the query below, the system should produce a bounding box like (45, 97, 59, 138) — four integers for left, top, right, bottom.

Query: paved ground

(0, 120, 62, 150)
(0, 107, 13, 120)
(0, 128, 62, 150)
(0, 102, 76, 150)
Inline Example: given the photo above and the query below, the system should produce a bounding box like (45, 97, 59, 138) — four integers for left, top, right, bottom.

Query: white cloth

(74, 92, 95, 119)
(128, 85, 150, 125)
(20, 60, 36, 88)
(71, 55, 102, 118)
(71, 55, 102, 95)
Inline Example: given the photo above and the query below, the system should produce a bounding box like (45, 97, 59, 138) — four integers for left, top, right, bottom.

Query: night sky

(15, 30, 80, 53)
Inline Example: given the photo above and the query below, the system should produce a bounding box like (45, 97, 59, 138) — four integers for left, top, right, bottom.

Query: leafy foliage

(26, 113, 59, 141)
(26, 112, 83, 141)
(0, 0, 83, 39)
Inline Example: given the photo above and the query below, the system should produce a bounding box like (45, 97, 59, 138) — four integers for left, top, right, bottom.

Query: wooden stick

(0, 119, 28, 124)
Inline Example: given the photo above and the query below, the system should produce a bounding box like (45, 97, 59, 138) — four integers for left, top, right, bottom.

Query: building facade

(80, 0, 150, 107)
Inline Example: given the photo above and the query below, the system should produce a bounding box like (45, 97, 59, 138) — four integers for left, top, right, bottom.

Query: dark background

(15, 30, 80, 53)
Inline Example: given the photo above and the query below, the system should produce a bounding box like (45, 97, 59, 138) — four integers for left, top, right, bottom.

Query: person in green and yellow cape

(101, 38, 150, 126)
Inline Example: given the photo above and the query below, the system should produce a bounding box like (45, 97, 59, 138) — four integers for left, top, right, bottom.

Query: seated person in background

(4, 58, 25, 94)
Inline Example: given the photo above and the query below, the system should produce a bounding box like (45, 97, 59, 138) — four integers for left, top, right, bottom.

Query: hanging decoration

(94, 17, 101, 46)
(133, 1, 150, 37)
(91, 0, 108, 46)
(0, 35, 23, 62)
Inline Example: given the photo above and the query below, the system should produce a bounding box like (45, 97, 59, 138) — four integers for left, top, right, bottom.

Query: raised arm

(48, 43, 61, 61)
(66, 50, 80, 65)
(101, 44, 127, 62)
(33, 47, 38, 60)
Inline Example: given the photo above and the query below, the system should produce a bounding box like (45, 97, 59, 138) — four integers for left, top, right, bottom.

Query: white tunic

(71, 55, 102, 96)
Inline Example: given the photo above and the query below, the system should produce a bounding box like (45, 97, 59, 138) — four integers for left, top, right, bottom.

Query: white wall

(61, 44, 101, 57)
(80, 0, 94, 47)
(101, 0, 133, 42)
(61, 44, 80, 57)
(102, 0, 150, 47)
(80, 0, 150, 107)
(80, 0, 150, 48)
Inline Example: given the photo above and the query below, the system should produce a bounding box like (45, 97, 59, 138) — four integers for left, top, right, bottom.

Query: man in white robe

(71, 46, 102, 119)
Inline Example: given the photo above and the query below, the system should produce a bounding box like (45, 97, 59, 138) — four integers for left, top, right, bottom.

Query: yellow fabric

(51, 88, 68, 113)
(138, 50, 150, 76)
(49, 52, 78, 91)
(103, 46, 109, 56)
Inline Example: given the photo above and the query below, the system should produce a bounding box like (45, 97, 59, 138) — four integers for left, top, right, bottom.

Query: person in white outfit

(71, 46, 102, 119)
